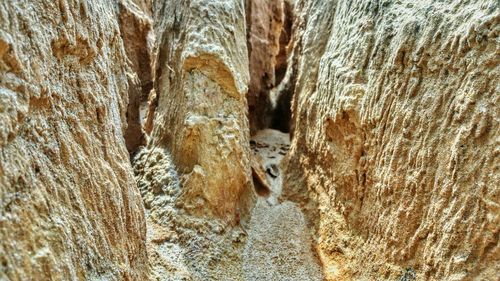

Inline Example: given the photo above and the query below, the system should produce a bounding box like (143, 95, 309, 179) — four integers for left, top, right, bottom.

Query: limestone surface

(284, 0, 500, 280)
(148, 0, 254, 220)
(0, 0, 148, 280)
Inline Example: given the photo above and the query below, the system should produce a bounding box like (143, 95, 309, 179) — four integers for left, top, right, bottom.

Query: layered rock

(146, 0, 254, 220)
(284, 0, 500, 280)
(0, 1, 147, 279)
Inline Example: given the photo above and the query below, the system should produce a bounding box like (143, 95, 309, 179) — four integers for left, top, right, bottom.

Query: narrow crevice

(118, 1, 154, 154)
(274, 0, 293, 86)
(246, 0, 287, 133)
(269, 0, 294, 133)
(245, 0, 294, 135)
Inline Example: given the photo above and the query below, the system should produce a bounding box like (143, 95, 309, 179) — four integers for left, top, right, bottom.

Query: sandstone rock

(118, 0, 154, 153)
(2, 0, 498, 280)
(148, 0, 254, 220)
(284, 0, 500, 280)
(133, 147, 249, 280)
(245, 0, 285, 132)
(0, 1, 147, 279)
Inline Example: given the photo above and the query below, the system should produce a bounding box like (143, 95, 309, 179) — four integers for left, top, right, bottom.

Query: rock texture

(244, 129, 323, 281)
(245, 0, 285, 132)
(0, 1, 147, 280)
(133, 1, 259, 279)
(148, 0, 254, 219)
(119, 0, 153, 153)
(2, 0, 498, 280)
(284, 0, 500, 280)
(133, 147, 249, 280)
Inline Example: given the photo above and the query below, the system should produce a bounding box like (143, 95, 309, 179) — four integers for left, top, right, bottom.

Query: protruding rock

(148, 0, 254, 220)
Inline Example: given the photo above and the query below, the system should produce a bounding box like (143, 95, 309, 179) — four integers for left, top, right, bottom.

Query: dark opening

(269, 0, 293, 133)
(252, 167, 271, 197)
(274, 0, 293, 86)
(270, 86, 293, 133)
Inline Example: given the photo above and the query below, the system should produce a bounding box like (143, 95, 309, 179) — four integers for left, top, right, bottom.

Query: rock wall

(0, 1, 148, 279)
(284, 0, 499, 280)
(245, 0, 284, 132)
(119, 0, 153, 153)
(2, 0, 497, 280)
(146, 0, 254, 220)
(133, 1, 257, 278)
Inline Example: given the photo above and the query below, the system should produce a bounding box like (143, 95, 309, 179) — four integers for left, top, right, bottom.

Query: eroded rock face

(119, 0, 153, 153)
(0, 1, 147, 279)
(134, 2, 260, 278)
(285, 0, 499, 280)
(147, 0, 254, 219)
(245, 0, 285, 132)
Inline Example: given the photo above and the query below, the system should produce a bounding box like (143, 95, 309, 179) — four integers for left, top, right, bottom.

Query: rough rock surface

(133, 147, 249, 280)
(284, 0, 500, 280)
(148, 0, 254, 219)
(133, 0, 257, 279)
(0, 0, 148, 280)
(119, 0, 153, 153)
(2, 0, 498, 280)
(245, 0, 285, 132)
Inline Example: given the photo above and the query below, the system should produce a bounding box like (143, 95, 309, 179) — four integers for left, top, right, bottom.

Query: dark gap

(270, 85, 293, 133)
(270, 1, 293, 133)
(245, 0, 295, 134)
(268, 0, 294, 133)
(252, 167, 271, 197)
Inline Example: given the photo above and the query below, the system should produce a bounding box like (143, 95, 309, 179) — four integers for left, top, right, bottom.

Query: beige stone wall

(284, 0, 499, 279)
(245, 0, 285, 132)
(2, 0, 497, 279)
(0, 1, 147, 279)
(118, 0, 153, 153)
(148, 0, 254, 220)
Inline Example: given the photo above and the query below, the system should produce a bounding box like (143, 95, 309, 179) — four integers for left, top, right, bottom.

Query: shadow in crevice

(252, 166, 271, 197)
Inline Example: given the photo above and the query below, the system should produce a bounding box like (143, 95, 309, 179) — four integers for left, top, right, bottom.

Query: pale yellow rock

(0, 0, 148, 280)
(2, 0, 498, 280)
(148, 0, 254, 219)
(284, 0, 500, 280)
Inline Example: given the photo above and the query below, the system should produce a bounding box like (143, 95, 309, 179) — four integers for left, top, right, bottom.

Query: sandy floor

(243, 129, 323, 281)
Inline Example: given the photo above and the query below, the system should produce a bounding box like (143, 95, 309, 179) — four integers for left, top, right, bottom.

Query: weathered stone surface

(245, 0, 285, 132)
(244, 129, 323, 281)
(0, 1, 147, 279)
(2, 0, 497, 280)
(148, 0, 254, 219)
(132, 1, 260, 279)
(119, 0, 153, 153)
(284, 0, 500, 280)
(133, 147, 249, 280)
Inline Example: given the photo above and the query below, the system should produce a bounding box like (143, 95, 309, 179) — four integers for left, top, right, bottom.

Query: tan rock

(147, 0, 254, 220)
(2, 0, 497, 280)
(0, 1, 147, 279)
(284, 0, 500, 280)
(118, 0, 154, 153)
(246, 0, 285, 132)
